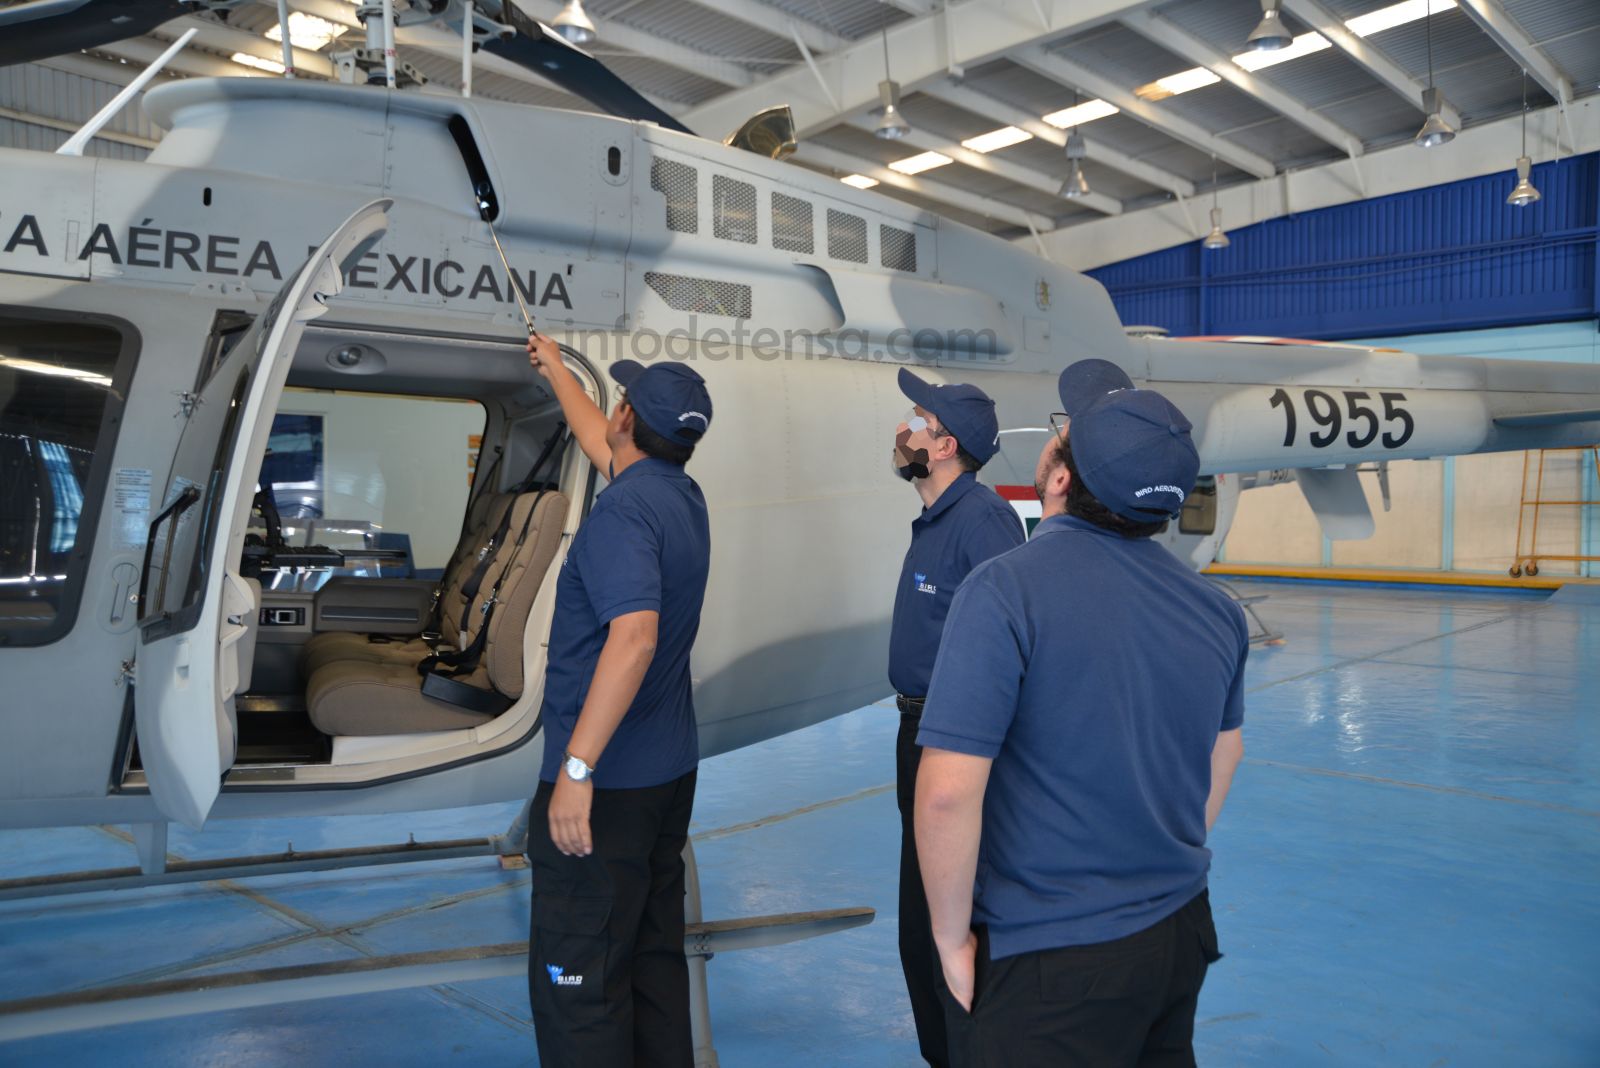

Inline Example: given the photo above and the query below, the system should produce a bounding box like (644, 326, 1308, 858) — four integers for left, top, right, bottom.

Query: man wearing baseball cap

(914, 359, 1248, 1066)
(525, 335, 713, 1067)
(890, 367, 1025, 1067)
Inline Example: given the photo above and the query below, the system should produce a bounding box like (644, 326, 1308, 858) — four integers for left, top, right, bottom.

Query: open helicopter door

(132, 200, 393, 829)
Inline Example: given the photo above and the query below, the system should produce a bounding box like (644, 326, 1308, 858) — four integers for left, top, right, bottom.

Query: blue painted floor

(2, 581, 1597, 1065)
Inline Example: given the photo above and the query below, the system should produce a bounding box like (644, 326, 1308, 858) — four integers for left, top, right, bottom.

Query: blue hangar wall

(1086, 152, 1599, 342)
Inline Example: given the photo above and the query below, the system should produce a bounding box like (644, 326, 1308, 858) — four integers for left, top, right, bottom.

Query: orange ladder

(1510, 446, 1600, 577)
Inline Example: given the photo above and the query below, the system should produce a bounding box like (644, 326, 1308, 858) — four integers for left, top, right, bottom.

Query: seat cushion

(306, 658, 496, 736)
(301, 631, 431, 677)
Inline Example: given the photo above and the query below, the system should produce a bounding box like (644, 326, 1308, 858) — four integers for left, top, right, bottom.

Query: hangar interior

(1, 0, 1598, 1064)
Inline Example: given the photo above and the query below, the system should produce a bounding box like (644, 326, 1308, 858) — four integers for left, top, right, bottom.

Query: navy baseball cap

(1060, 367, 1199, 522)
(897, 368, 1001, 464)
(1057, 358, 1135, 417)
(610, 360, 712, 445)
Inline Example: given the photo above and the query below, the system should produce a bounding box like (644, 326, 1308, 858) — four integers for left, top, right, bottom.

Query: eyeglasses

(1049, 412, 1069, 438)
(904, 409, 947, 437)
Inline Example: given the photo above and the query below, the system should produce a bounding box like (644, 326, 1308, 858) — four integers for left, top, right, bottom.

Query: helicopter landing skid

(0, 807, 873, 1065)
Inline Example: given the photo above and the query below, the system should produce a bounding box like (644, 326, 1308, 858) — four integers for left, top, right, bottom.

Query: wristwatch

(562, 750, 595, 783)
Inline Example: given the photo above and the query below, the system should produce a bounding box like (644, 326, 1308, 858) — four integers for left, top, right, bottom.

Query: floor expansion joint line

(692, 782, 896, 843)
(1245, 612, 1525, 695)
(1244, 758, 1600, 817)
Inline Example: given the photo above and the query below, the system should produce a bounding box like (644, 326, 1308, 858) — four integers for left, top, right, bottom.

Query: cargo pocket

(531, 894, 612, 1024)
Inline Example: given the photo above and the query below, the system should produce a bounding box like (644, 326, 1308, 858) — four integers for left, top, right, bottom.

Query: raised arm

(528, 333, 612, 474)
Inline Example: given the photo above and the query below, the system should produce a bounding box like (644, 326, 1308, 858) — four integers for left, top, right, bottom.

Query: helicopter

(0, 0, 1596, 853)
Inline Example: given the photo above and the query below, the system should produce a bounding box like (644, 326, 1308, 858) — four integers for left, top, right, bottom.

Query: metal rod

(485, 222, 536, 334)
(381, 0, 398, 88)
(276, 0, 296, 77)
(0, 943, 528, 1042)
(789, 22, 839, 114)
(1530, 448, 1548, 560)
(0, 834, 508, 902)
(57, 28, 198, 157)
(461, 5, 473, 97)
(1513, 449, 1531, 565)
(684, 838, 718, 1067)
(0, 905, 874, 1042)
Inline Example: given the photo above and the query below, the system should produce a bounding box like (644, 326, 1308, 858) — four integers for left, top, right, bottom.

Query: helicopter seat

(305, 490, 568, 736)
(300, 491, 518, 677)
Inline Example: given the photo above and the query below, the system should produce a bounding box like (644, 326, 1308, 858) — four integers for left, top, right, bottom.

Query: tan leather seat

(300, 492, 515, 677)
(306, 491, 568, 736)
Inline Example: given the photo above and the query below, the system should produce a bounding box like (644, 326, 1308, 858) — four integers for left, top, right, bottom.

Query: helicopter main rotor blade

(480, 1, 692, 135)
(0, 0, 191, 67)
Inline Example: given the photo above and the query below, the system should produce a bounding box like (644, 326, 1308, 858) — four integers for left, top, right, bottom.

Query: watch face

(565, 756, 589, 780)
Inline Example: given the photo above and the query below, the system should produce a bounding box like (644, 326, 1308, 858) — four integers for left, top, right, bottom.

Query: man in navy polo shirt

(525, 334, 712, 1068)
(915, 359, 1247, 1066)
(890, 367, 1025, 1067)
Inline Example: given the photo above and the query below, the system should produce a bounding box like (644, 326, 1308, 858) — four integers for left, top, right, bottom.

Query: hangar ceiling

(2, 0, 1597, 255)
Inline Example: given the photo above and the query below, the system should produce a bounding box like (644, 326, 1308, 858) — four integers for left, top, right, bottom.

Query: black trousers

(527, 770, 697, 1068)
(897, 704, 952, 1068)
(943, 890, 1222, 1068)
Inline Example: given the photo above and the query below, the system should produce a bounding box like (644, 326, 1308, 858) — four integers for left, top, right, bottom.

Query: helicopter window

(250, 388, 487, 593)
(650, 157, 698, 235)
(827, 209, 868, 264)
(196, 309, 256, 391)
(644, 272, 753, 319)
(1179, 476, 1218, 536)
(0, 313, 135, 645)
(712, 175, 757, 244)
(881, 224, 917, 273)
(772, 192, 814, 254)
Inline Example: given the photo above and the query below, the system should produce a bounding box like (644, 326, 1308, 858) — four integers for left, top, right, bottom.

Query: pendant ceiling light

(873, 27, 910, 140)
(1414, 5, 1456, 148)
(1060, 93, 1091, 198)
(1203, 157, 1230, 250)
(1061, 130, 1091, 199)
(1245, 0, 1293, 52)
(552, 0, 596, 45)
(1507, 69, 1541, 207)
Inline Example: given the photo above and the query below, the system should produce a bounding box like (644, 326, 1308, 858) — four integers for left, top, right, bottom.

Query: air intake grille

(880, 224, 917, 272)
(772, 192, 814, 254)
(651, 157, 698, 234)
(827, 209, 868, 263)
(645, 272, 752, 319)
(713, 174, 758, 244)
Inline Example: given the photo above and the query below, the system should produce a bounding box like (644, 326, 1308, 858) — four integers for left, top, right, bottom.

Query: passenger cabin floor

(2, 581, 1597, 1065)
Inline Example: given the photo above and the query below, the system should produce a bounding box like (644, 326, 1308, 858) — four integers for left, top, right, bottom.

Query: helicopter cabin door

(132, 200, 393, 828)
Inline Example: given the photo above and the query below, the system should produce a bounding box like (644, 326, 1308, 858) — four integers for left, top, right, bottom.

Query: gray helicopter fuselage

(1, 78, 1595, 830)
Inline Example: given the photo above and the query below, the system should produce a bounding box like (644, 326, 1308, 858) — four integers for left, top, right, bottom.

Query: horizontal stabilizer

(1295, 467, 1375, 541)
(1493, 409, 1600, 429)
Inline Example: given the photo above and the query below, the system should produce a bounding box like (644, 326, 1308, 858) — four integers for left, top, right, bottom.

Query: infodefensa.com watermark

(547, 316, 1005, 363)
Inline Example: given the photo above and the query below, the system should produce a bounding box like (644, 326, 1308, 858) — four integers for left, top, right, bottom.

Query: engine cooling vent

(651, 157, 698, 234)
(827, 209, 868, 263)
(713, 174, 758, 244)
(772, 192, 814, 254)
(880, 224, 916, 272)
(645, 272, 752, 319)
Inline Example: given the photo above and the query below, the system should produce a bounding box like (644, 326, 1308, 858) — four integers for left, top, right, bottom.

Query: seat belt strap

(417, 429, 569, 707)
